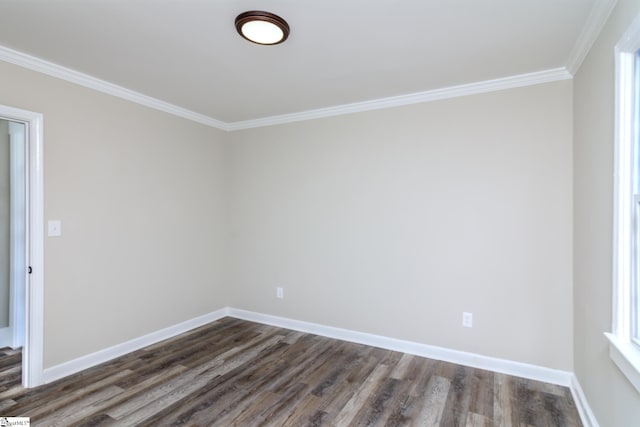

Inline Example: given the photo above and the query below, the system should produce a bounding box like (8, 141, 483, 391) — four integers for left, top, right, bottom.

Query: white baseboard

(229, 309, 601, 427)
(570, 374, 601, 427)
(42, 308, 229, 384)
(40, 306, 596, 427)
(227, 308, 573, 386)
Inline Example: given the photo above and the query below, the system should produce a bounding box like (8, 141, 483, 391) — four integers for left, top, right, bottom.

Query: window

(632, 50, 640, 347)
(609, 13, 640, 394)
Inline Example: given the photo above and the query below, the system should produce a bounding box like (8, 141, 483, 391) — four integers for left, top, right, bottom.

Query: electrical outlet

(47, 220, 62, 237)
(276, 287, 284, 299)
(462, 312, 473, 328)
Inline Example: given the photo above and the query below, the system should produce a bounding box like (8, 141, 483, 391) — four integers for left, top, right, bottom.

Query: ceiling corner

(0, 44, 231, 131)
(566, 0, 618, 75)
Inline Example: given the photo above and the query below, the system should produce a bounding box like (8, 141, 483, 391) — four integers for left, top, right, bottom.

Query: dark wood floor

(0, 317, 581, 426)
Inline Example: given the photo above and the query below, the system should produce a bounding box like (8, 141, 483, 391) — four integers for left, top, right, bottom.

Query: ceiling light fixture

(235, 11, 290, 45)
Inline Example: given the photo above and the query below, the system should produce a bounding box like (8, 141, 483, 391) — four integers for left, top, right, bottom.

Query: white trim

(570, 374, 601, 427)
(42, 306, 575, 387)
(606, 332, 640, 393)
(0, 104, 44, 388)
(0, 45, 229, 131)
(9, 121, 26, 350)
(226, 68, 572, 131)
(612, 47, 632, 339)
(566, 0, 618, 75)
(25, 109, 44, 388)
(610, 10, 640, 396)
(616, 15, 640, 53)
(41, 306, 600, 420)
(227, 308, 573, 386)
(42, 308, 229, 384)
(0, 43, 572, 132)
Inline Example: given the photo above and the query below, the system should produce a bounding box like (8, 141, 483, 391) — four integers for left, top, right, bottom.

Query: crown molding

(1, 44, 572, 132)
(0, 45, 230, 131)
(566, 0, 618, 75)
(226, 68, 572, 131)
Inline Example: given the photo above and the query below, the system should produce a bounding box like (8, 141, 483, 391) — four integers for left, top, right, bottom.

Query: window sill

(605, 332, 640, 393)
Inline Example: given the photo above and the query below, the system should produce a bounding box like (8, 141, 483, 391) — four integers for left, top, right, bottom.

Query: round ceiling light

(235, 11, 290, 45)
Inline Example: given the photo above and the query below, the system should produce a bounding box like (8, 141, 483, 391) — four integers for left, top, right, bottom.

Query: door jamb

(0, 104, 44, 388)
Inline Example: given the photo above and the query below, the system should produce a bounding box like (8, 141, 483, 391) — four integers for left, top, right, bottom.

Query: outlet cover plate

(463, 312, 473, 328)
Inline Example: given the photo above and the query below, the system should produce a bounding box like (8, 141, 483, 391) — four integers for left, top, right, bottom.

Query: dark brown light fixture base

(235, 11, 290, 45)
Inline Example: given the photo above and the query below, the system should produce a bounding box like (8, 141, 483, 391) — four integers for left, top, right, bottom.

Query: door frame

(9, 120, 26, 350)
(0, 104, 44, 388)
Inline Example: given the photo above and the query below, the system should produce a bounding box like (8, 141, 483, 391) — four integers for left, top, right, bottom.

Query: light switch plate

(48, 220, 62, 237)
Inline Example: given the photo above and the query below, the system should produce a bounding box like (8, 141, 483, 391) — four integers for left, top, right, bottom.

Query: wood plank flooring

(0, 318, 582, 426)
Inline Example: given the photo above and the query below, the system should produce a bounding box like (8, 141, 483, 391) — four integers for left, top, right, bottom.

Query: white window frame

(609, 12, 640, 394)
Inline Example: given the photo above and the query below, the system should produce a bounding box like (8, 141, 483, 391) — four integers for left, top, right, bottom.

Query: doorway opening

(0, 119, 26, 350)
(0, 104, 44, 388)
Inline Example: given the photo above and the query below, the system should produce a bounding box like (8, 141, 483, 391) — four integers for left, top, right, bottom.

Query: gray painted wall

(228, 80, 573, 371)
(573, 0, 640, 425)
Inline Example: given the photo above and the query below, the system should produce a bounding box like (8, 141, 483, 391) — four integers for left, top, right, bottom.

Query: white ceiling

(0, 0, 611, 127)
